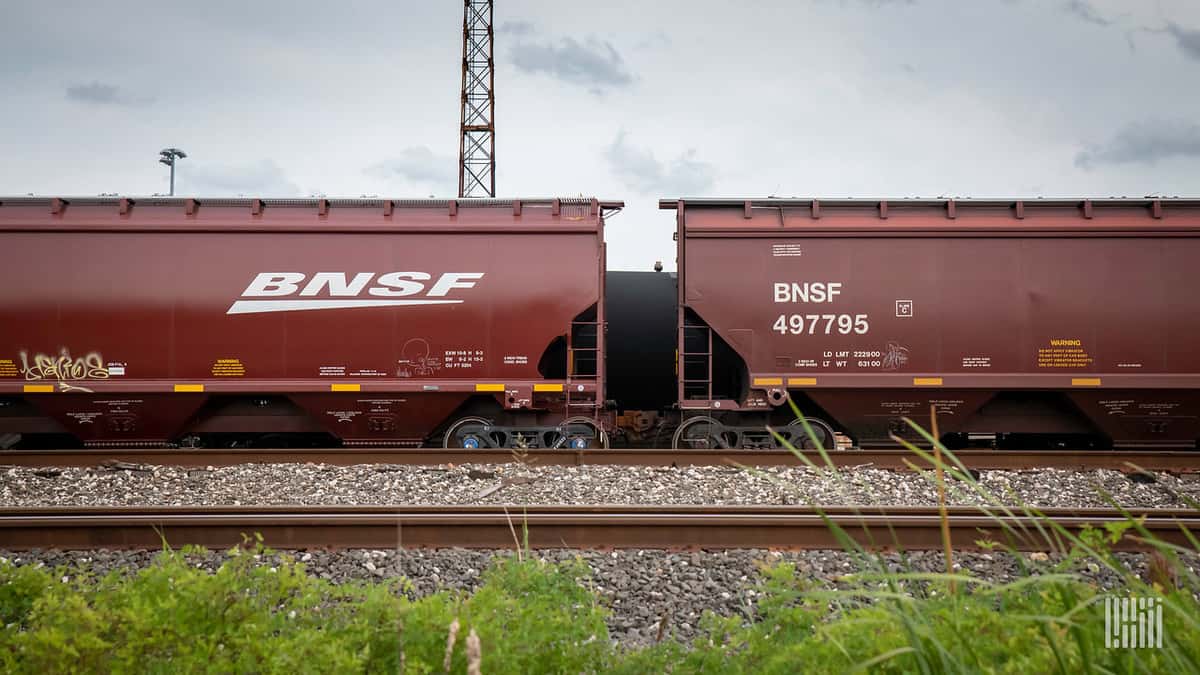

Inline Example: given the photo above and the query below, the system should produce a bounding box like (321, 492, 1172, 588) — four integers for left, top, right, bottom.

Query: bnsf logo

(226, 272, 485, 315)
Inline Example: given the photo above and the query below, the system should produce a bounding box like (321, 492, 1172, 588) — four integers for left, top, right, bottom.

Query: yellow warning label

(211, 358, 246, 377)
(0, 359, 17, 377)
(1037, 339, 1093, 369)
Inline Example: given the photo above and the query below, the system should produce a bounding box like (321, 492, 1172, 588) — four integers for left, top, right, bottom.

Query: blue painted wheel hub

(570, 437, 588, 449)
(462, 437, 480, 449)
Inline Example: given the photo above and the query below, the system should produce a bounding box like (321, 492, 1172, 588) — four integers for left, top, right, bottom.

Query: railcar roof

(660, 197, 1200, 209)
(0, 196, 623, 209)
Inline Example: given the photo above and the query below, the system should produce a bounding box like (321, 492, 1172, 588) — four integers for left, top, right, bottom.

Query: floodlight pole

(158, 148, 187, 196)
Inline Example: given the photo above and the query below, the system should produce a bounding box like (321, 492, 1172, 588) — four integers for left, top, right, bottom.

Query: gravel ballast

(3, 546, 1194, 647)
(1, 462, 1197, 508)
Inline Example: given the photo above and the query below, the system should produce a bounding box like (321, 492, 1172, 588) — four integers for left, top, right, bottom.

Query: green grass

(0, 536, 612, 674)
(3, 535, 1196, 673)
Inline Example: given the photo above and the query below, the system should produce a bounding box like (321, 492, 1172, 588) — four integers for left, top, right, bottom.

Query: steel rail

(2, 448, 1197, 472)
(0, 505, 1194, 552)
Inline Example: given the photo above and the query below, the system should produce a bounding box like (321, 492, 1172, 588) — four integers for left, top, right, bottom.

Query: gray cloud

(180, 159, 301, 196)
(1075, 120, 1200, 169)
(510, 37, 633, 92)
(65, 81, 152, 106)
(498, 20, 536, 36)
(1062, 1, 1110, 26)
(604, 131, 714, 196)
(1165, 21, 1200, 61)
(366, 146, 456, 190)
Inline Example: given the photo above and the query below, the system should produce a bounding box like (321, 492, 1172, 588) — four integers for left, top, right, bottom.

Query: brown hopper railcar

(660, 198, 1200, 450)
(0, 196, 618, 449)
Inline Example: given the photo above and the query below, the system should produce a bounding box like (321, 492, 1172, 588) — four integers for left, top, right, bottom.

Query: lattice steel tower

(458, 0, 495, 198)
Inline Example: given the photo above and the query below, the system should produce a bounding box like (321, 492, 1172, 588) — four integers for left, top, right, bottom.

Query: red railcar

(663, 198, 1200, 449)
(0, 196, 618, 449)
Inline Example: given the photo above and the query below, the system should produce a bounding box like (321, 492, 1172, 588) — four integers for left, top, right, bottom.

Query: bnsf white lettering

(428, 272, 485, 297)
(227, 271, 486, 315)
(369, 272, 431, 297)
(243, 272, 306, 297)
(773, 282, 842, 303)
(300, 272, 375, 297)
(241, 272, 485, 298)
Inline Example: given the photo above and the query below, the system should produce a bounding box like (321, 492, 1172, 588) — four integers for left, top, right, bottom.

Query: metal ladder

(565, 320, 601, 418)
(681, 324, 713, 401)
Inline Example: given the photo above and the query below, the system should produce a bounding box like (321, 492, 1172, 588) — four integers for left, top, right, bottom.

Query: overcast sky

(3, 0, 1199, 270)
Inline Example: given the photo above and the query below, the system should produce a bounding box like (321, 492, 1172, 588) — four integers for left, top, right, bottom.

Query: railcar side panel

(669, 199, 1200, 447)
(0, 198, 615, 446)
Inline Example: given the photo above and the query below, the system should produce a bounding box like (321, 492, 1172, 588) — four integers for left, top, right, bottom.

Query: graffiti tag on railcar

(882, 342, 909, 370)
(19, 348, 110, 381)
(397, 338, 444, 377)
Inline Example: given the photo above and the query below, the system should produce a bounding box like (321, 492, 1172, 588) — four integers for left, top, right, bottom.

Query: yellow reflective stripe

(1072, 378, 1102, 387)
(533, 383, 564, 392)
(174, 384, 204, 392)
(787, 377, 818, 386)
(331, 383, 361, 392)
(913, 377, 943, 386)
(752, 377, 783, 386)
(23, 384, 54, 393)
(475, 383, 505, 392)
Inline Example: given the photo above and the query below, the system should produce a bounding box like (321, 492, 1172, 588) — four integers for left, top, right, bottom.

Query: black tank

(604, 271, 677, 411)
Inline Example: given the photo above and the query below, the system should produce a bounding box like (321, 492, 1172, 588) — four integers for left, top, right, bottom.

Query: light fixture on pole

(158, 148, 187, 196)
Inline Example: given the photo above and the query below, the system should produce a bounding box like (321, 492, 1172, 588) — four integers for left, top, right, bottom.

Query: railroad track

(1, 505, 1195, 552)
(2, 448, 1198, 472)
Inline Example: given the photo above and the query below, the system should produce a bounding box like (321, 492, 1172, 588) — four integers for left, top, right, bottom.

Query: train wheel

(786, 417, 837, 450)
(672, 416, 732, 450)
(557, 417, 609, 450)
(442, 416, 493, 449)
